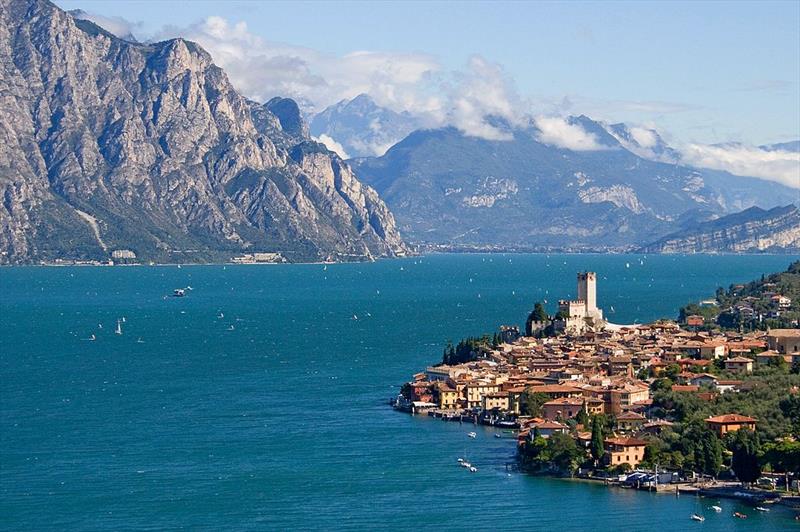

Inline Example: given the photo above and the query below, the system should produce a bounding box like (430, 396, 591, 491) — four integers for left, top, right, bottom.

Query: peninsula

(395, 266, 800, 505)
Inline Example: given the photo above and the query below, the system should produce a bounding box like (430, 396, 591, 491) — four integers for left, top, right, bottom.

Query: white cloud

(153, 18, 530, 141)
(313, 135, 350, 159)
(533, 116, 606, 151)
(69, 9, 141, 40)
(156, 16, 441, 116)
(681, 143, 800, 189)
(628, 126, 658, 149)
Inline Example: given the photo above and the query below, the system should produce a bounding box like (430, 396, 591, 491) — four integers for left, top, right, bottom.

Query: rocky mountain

(310, 94, 421, 158)
(351, 119, 797, 250)
(0, 0, 408, 264)
(640, 204, 800, 254)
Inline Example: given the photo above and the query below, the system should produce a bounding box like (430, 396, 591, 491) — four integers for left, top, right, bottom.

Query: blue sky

(57, 0, 799, 147)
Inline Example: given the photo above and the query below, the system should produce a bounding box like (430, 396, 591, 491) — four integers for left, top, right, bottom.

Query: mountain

(351, 118, 797, 251)
(605, 123, 680, 162)
(760, 140, 800, 153)
(0, 0, 407, 264)
(640, 204, 800, 254)
(310, 94, 421, 158)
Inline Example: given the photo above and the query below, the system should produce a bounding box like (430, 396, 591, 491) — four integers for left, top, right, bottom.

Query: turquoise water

(1, 254, 798, 531)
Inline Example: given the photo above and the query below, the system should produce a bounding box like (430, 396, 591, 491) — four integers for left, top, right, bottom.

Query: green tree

(575, 405, 590, 427)
(520, 390, 549, 417)
(780, 395, 800, 437)
(590, 416, 605, 465)
(525, 302, 549, 336)
(546, 432, 582, 473)
(729, 429, 762, 485)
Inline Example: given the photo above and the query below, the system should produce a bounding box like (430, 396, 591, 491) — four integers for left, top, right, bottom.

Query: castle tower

(577, 272, 597, 314)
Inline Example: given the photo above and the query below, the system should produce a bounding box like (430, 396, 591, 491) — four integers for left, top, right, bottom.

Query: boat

(173, 288, 185, 297)
(136, 337, 144, 344)
(755, 507, 769, 512)
(457, 458, 464, 463)
(690, 514, 705, 522)
(88, 334, 96, 341)
(733, 512, 747, 519)
(469, 466, 477, 472)
(115, 319, 122, 335)
(460, 461, 471, 468)
(709, 505, 722, 512)
(227, 325, 235, 331)
(467, 432, 477, 438)
(494, 433, 502, 438)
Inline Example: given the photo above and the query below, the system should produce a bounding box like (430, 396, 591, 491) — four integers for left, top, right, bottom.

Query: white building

(557, 272, 605, 334)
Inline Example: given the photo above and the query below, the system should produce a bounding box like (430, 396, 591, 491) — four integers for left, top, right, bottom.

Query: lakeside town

(394, 264, 800, 518)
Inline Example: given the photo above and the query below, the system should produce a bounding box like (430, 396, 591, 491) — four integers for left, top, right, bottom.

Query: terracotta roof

(705, 414, 757, 424)
(617, 411, 646, 420)
(725, 356, 753, 363)
(605, 437, 648, 446)
(767, 329, 800, 337)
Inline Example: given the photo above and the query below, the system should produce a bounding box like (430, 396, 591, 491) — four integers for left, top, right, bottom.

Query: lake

(1, 254, 797, 530)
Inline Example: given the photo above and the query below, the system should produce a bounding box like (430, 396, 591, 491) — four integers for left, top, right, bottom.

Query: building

(767, 329, 800, 354)
(528, 421, 569, 439)
(605, 437, 647, 468)
(616, 411, 646, 433)
(556, 272, 605, 334)
(705, 414, 757, 437)
(541, 397, 587, 421)
(111, 249, 136, 260)
(724, 356, 753, 374)
(435, 382, 459, 409)
(481, 392, 510, 411)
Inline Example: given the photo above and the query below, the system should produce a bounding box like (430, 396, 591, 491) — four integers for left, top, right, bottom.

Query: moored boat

(690, 514, 704, 522)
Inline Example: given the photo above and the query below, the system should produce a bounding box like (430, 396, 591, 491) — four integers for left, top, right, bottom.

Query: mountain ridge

(0, 0, 408, 264)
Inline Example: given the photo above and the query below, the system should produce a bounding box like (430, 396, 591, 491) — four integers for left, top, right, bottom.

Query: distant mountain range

(310, 94, 421, 158)
(350, 116, 797, 251)
(640, 204, 800, 254)
(0, 0, 407, 264)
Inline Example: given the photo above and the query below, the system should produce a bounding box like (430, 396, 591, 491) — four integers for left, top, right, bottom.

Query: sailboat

(115, 319, 123, 335)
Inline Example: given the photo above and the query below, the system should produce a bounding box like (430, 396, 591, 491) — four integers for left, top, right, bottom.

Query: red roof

(605, 437, 648, 447)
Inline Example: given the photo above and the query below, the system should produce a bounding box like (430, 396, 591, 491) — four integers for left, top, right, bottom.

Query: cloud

(69, 9, 141, 40)
(681, 143, 800, 189)
(533, 116, 607, 151)
(152, 18, 531, 141)
(313, 135, 350, 159)
(438, 56, 527, 141)
(155, 16, 441, 116)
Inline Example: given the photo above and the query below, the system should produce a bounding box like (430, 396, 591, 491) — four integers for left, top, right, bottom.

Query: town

(395, 269, 800, 512)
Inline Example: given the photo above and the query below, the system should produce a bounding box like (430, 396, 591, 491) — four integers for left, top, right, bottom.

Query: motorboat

(690, 514, 705, 522)
(755, 507, 769, 512)
(173, 288, 185, 297)
(709, 506, 722, 513)
(733, 512, 747, 519)
(467, 432, 477, 438)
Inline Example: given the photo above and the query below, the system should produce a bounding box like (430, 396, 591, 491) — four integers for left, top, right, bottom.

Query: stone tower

(577, 272, 598, 316)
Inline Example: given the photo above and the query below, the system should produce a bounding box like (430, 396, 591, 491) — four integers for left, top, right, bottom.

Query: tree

(729, 429, 761, 485)
(780, 395, 800, 437)
(525, 302, 549, 336)
(520, 390, 549, 417)
(575, 405, 590, 428)
(590, 416, 605, 465)
(547, 432, 582, 474)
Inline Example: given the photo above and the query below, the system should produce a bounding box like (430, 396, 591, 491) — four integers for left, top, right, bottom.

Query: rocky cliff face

(640, 205, 800, 253)
(0, 0, 407, 263)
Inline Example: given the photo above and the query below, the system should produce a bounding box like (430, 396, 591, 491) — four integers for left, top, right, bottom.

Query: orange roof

(605, 437, 648, 447)
(705, 414, 757, 424)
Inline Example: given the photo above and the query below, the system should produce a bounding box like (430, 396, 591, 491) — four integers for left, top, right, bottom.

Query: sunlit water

(1, 254, 797, 530)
